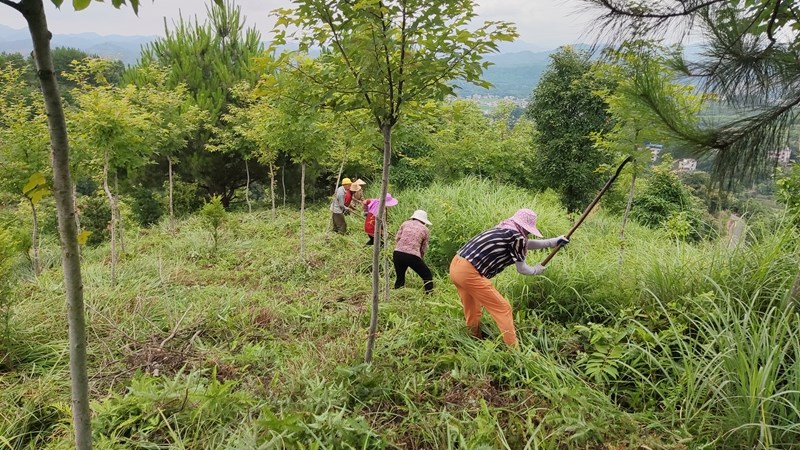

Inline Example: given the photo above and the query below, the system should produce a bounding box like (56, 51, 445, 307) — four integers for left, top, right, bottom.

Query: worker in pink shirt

(393, 210, 433, 293)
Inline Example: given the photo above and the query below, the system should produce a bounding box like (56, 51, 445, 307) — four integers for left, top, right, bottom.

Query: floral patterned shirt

(394, 219, 429, 258)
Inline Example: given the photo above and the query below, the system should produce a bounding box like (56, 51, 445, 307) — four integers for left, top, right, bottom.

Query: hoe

(541, 155, 635, 266)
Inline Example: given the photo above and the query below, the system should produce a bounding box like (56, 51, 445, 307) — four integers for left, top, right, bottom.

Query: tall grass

(1, 178, 798, 448)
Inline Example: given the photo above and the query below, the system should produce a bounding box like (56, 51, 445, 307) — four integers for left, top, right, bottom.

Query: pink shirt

(394, 219, 429, 258)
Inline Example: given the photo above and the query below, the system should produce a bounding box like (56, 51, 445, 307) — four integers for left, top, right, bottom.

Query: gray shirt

(330, 185, 347, 214)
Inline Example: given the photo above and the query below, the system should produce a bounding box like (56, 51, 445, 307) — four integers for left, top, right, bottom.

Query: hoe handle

(541, 155, 634, 267)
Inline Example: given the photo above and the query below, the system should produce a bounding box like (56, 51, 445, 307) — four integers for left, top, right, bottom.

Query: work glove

(555, 235, 569, 247)
(531, 263, 545, 275)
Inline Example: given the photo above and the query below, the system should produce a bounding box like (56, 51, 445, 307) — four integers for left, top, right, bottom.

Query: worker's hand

(531, 263, 545, 275)
(555, 235, 569, 247)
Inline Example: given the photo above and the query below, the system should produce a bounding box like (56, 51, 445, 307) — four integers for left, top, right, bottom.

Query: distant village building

(773, 146, 792, 167)
(676, 158, 697, 172)
(646, 143, 663, 162)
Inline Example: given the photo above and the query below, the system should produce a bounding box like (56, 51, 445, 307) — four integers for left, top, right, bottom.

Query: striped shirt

(457, 228, 527, 279)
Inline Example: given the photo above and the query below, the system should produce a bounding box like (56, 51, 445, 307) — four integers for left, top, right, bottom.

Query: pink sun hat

(509, 208, 543, 238)
(366, 193, 398, 215)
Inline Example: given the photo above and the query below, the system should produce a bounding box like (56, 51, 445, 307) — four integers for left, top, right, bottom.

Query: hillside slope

(2, 179, 799, 448)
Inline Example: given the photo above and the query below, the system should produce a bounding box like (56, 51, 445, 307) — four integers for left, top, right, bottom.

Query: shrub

(776, 162, 800, 226)
(75, 177, 98, 196)
(199, 195, 228, 252)
(164, 178, 203, 218)
(0, 207, 32, 258)
(77, 193, 111, 246)
(632, 167, 688, 227)
(93, 372, 258, 448)
(130, 187, 163, 227)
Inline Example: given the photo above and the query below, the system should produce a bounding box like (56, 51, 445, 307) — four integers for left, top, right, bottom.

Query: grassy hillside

(2, 179, 799, 449)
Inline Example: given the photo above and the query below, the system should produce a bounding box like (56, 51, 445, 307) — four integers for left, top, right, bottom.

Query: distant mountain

(496, 40, 562, 53)
(458, 44, 594, 99)
(0, 24, 587, 99)
(0, 24, 27, 41)
(0, 24, 154, 65)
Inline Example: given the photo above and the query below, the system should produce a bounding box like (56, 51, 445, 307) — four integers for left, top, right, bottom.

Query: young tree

(21, 173, 50, 275)
(125, 64, 206, 230)
(586, 0, 799, 180)
(209, 81, 269, 215)
(584, 0, 800, 300)
(259, 57, 335, 258)
(141, 0, 262, 206)
(526, 46, 616, 214)
(591, 42, 704, 262)
(273, 0, 516, 363)
(0, 2, 158, 449)
(0, 63, 51, 274)
(67, 59, 156, 287)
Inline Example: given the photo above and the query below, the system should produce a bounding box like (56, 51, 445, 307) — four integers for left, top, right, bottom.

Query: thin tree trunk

(269, 162, 276, 220)
(115, 171, 124, 254)
(30, 199, 40, 276)
(20, 2, 92, 448)
(72, 183, 81, 232)
(281, 164, 286, 207)
(383, 211, 389, 300)
(335, 149, 347, 192)
(300, 162, 306, 260)
(103, 152, 117, 287)
(168, 156, 175, 232)
(366, 123, 392, 364)
(618, 172, 636, 266)
(245, 158, 252, 213)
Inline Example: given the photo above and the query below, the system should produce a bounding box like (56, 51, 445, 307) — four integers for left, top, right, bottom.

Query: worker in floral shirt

(393, 210, 434, 293)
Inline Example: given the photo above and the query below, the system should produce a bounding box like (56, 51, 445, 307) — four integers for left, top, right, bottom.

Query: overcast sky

(0, 0, 600, 49)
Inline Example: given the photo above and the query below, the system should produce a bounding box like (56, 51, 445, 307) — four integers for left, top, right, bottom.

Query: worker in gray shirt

(330, 178, 353, 233)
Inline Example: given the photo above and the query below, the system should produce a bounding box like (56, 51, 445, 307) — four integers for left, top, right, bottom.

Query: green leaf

(51, 0, 65, 7)
(78, 230, 92, 246)
(73, 0, 91, 11)
(29, 188, 50, 205)
(22, 172, 47, 196)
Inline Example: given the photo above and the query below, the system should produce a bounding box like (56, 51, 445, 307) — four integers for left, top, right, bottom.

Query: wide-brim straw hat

(510, 208, 542, 238)
(366, 194, 398, 215)
(410, 210, 431, 225)
(353, 178, 367, 186)
(349, 183, 361, 192)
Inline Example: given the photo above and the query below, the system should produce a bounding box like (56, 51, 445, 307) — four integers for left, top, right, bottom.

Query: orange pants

(449, 256, 518, 346)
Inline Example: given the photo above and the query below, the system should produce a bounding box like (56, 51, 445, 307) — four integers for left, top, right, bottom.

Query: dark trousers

(393, 251, 433, 293)
(332, 213, 346, 234)
(366, 235, 385, 246)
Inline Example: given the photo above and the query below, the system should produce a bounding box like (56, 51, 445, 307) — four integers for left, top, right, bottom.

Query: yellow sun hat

(341, 178, 352, 185)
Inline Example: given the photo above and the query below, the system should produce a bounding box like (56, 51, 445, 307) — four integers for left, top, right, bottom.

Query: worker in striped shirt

(449, 208, 568, 346)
